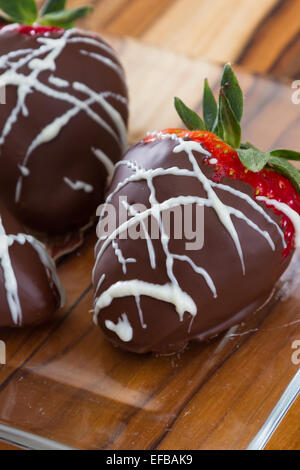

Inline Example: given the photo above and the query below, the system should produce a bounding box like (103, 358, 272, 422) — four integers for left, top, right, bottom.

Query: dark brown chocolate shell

(0, 201, 64, 327)
(0, 26, 128, 236)
(93, 134, 293, 354)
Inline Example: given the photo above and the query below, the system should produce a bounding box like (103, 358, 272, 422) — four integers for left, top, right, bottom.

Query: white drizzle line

(105, 313, 133, 342)
(135, 295, 147, 329)
(172, 254, 217, 298)
(213, 181, 286, 248)
(0, 23, 20, 34)
(95, 197, 275, 271)
(101, 91, 128, 105)
(18, 165, 30, 176)
(68, 35, 119, 60)
(95, 273, 105, 298)
(17, 85, 127, 190)
(257, 196, 300, 247)
(0, 218, 65, 325)
(0, 28, 126, 203)
(112, 239, 136, 274)
(73, 81, 127, 151)
(92, 147, 115, 185)
(173, 139, 245, 274)
(28, 36, 67, 71)
(80, 49, 126, 84)
(63, 177, 93, 193)
(11, 234, 66, 309)
(0, 49, 33, 68)
(122, 199, 156, 270)
(48, 75, 69, 88)
(95, 158, 285, 257)
(94, 280, 197, 324)
(94, 132, 287, 337)
(0, 216, 22, 324)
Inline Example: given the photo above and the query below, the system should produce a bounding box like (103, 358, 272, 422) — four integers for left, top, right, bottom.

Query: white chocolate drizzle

(48, 75, 69, 88)
(257, 196, 300, 247)
(63, 177, 93, 193)
(0, 217, 22, 324)
(80, 49, 126, 85)
(112, 239, 136, 274)
(92, 147, 115, 185)
(0, 216, 65, 325)
(105, 313, 133, 342)
(95, 280, 197, 323)
(94, 132, 290, 342)
(0, 27, 127, 204)
(135, 295, 147, 329)
(173, 139, 246, 274)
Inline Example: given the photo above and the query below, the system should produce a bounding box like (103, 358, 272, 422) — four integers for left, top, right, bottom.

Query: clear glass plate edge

(247, 368, 300, 450)
(0, 369, 299, 450)
(0, 423, 75, 450)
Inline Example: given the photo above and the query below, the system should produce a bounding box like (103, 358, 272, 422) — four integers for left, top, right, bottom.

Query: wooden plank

(140, 0, 278, 62)
(67, 0, 300, 79)
(265, 397, 300, 450)
(0, 38, 299, 449)
(0, 441, 20, 450)
(238, 0, 300, 78)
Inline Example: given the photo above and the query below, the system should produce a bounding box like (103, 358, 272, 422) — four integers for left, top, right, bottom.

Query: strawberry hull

(93, 133, 295, 354)
(153, 129, 300, 258)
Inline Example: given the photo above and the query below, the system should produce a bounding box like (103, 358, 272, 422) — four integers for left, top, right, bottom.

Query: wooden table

(77, 0, 300, 80)
(0, 0, 299, 451)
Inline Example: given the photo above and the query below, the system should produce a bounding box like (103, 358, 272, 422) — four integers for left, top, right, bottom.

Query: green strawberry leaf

(240, 141, 259, 150)
(215, 121, 224, 140)
(203, 79, 218, 132)
(268, 156, 300, 193)
(219, 91, 241, 148)
(270, 149, 300, 161)
(237, 148, 270, 172)
(41, 0, 66, 15)
(174, 97, 205, 131)
(0, 0, 38, 24)
(221, 63, 243, 123)
(40, 5, 93, 27)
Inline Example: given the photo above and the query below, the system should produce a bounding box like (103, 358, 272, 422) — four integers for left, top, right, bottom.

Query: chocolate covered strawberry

(0, 199, 65, 327)
(93, 64, 300, 354)
(0, 0, 128, 236)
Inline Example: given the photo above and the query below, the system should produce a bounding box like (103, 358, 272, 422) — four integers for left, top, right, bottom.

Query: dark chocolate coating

(93, 136, 293, 354)
(0, 27, 128, 235)
(0, 201, 64, 327)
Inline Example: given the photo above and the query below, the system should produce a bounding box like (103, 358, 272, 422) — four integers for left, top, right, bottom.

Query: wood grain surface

(69, 0, 300, 80)
(0, 442, 20, 450)
(0, 36, 299, 449)
(265, 396, 300, 450)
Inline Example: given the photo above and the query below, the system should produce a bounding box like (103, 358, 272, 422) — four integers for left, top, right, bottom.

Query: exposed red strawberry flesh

(0, 24, 63, 36)
(144, 129, 300, 257)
